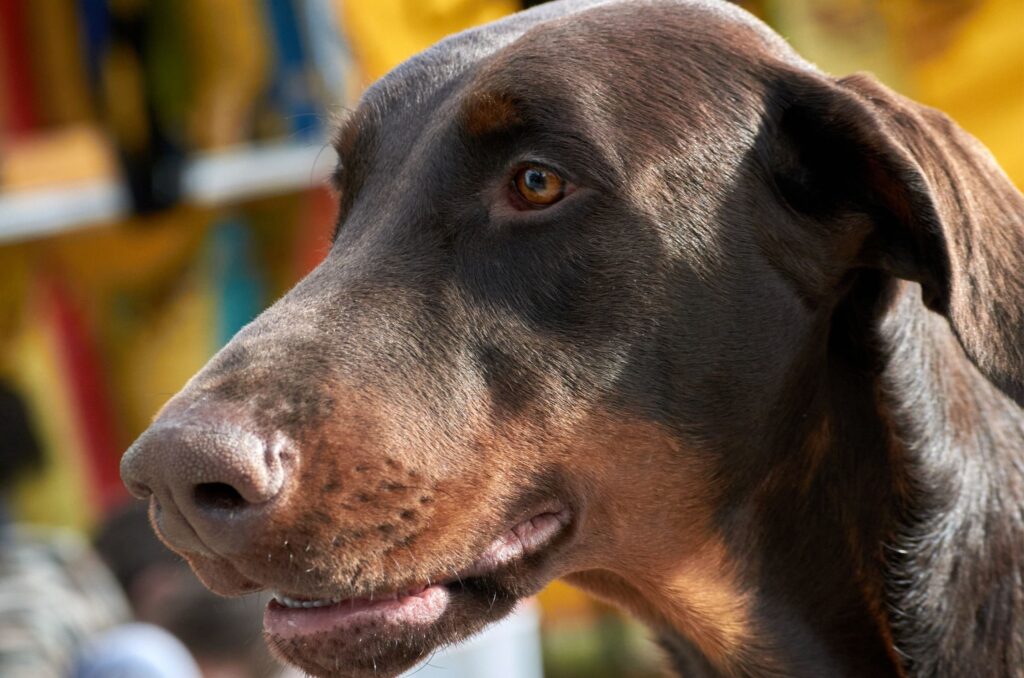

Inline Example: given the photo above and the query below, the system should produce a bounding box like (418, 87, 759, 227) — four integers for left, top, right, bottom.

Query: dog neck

(635, 277, 1024, 677)
(564, 275, 1022, 677)
(720, 277, 1024, 677)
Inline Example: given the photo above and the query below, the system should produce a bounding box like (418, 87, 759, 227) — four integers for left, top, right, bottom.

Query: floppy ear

(761, 70, 1024, 405)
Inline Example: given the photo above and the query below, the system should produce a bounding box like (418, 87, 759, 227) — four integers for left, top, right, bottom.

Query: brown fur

(122, 1, 1024, 676)
(460, 90, 523, 137)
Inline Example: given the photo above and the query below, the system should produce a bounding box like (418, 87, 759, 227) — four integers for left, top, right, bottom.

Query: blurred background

(0, 0, 1020, 676)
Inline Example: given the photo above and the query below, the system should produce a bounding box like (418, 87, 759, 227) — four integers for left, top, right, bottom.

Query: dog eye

(512, 165, 566, 208)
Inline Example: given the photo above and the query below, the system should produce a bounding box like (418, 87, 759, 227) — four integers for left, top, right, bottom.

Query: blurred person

(73, 623, 202, 678)
(93, 501, 287, 678)
(0, 379, 131, 677)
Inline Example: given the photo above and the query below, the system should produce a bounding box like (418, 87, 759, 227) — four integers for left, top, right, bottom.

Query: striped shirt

(0, 525, 130, 678)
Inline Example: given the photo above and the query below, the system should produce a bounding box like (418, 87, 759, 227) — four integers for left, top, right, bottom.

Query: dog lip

(265, 504, 574, 605)
(459, 506, 573, 578)
(264, 584, 450, 640)
(262, 505, 572, 640)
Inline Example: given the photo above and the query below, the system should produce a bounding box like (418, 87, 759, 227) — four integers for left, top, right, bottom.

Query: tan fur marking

(555, 414, 753, 669)
(460, 91, 521, 137)
(457, 395, 755, 670)
(155, 365, 756, 671)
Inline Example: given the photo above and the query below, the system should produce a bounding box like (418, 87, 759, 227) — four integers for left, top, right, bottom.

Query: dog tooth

(273, 592, 341, 609)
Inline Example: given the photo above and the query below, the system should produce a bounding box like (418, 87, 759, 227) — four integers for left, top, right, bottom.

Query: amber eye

(512, 165, 566, 207)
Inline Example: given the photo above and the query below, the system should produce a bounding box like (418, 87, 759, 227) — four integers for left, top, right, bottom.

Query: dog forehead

(356, 0, 612, 116)
(359, 0, 799, 120)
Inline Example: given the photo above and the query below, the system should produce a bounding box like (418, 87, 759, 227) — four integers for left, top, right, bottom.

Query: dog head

(121, 1, 1024, 675)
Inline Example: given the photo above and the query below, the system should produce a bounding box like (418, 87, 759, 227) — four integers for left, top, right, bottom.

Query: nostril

(126, 479, 153, 500)
(194, 482, 247, 512)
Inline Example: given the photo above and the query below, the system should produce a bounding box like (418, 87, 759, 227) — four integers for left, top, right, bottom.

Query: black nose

(120, 414, 295, 556)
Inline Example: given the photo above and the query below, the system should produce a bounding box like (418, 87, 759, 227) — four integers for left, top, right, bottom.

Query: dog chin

(262, 507, 574, 677)
(264, 573, 524, 678)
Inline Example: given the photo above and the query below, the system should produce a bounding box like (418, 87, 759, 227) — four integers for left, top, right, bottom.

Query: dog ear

(761, 70, 1024, 405)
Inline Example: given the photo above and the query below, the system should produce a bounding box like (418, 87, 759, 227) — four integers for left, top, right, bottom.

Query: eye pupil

(524, 169, 547, 192)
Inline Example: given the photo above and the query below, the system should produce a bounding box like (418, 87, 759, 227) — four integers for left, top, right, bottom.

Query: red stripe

(0, 0, 40, 134)
(45, 272, 126, 510)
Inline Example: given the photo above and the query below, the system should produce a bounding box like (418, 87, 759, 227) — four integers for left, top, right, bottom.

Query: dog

(120, 0, 1024, 675)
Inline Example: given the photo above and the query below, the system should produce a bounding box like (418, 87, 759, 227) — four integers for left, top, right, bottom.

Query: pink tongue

(264, 586, 450, 639)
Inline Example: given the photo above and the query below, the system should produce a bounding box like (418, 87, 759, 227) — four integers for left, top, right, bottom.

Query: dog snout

(120, 415, 296, 556)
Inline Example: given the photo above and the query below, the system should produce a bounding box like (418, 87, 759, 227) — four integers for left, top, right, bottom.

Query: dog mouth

(262, 506, 573, 677)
